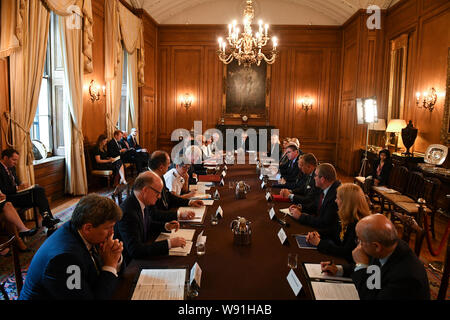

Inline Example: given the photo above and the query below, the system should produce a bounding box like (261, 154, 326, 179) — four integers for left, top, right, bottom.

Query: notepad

(168, 241, 193, 256)
(304, 263, 353, 282)
(280, 208, 293, 217)
(178, 206, 206, 223)
(131, 269, 186, 300)
(156, 229, 196, 242)
(201, 200, 215, 206)
(189, 194, 212, 200)
(17, 184, 37, 193)
(111, 156, 121, 163)
(310, 281, 359, 300)
(294, 234, 317, 249)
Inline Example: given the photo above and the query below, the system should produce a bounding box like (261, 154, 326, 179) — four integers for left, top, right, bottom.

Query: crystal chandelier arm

(218, 53, 234, 64)
(258, 51, 277, 64)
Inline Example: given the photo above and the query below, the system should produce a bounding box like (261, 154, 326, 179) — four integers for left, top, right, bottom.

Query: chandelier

(217, 0, 278, 68)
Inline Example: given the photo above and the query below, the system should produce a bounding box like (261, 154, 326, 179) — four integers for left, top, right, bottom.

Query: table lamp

(386, 119, 407, 153)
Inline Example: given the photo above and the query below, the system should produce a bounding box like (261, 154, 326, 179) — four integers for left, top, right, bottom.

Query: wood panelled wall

(157, 25, 342, 164)
(337, 11, 385, 175)
(382, 0, 450, 154)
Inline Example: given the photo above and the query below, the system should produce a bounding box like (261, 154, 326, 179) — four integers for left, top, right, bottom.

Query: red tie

(317, 192, 324, 214)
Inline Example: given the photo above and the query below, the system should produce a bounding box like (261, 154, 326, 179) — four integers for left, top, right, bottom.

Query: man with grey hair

(321, 214, 430, 300)
(20, 194, 124, 300)
(115, 171, 186, 264)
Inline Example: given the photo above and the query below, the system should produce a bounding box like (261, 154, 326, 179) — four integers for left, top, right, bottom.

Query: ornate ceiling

(126, 0, 400, 25)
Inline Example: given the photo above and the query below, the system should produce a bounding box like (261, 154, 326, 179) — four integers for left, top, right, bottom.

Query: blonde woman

(306, 183, 371, 262)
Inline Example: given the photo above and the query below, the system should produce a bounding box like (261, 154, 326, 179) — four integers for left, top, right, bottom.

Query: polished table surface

(112, 164, 346, 300)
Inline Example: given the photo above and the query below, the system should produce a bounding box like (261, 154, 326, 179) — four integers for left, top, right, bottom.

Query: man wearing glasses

(320, 214, 430, 300)
(114, 171, 186, 264)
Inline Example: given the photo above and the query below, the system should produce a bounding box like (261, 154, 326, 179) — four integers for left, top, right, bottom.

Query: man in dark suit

(127, 128, 148, 153)
(149, 151, 203, 223)
(289, 163, 341, 236)
(235, 131, 250, 153)
(280, 153, 321, 213)
(114, 171, 186, 264)
(274, 144, 301, 189)
(19, 194, 124, 300)
(321, 214, 430, 300)
(0, 148, 60, 233)
(119, 131, 149, 173)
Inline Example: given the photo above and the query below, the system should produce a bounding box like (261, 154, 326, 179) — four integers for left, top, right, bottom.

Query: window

(31, 13, 65, 157)
(118, 51, 128, 131)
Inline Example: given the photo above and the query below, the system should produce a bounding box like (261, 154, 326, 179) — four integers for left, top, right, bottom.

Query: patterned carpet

(1, 193, 448, 300)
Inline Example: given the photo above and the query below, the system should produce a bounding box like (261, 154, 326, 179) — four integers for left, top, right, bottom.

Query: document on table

(310, 281, 359, 300)
(131, 269, 186, 300)
(156, 229, 196, 241)
(17, 184, 37, 193)
(189, 185, 211, 192)
(111, 156, 121, 163)
(178, 206, 206, 223)
(375, 187, 398, 194)
(201, 200, 215, 206)
(304, 263, 353, 282)
(280, 208, 293, 217)
(189, 193, 212, 200)
(168, 241, 193, 256)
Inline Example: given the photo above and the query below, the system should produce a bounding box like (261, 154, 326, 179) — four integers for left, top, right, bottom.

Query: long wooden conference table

(112, 163, 346, 300)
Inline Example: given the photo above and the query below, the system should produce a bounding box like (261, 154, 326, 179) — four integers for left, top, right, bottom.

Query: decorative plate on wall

(424, 144, 448, 165)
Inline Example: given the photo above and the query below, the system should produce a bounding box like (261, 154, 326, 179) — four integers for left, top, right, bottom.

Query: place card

(259, 173, 264, 180)
(287, 269, 303, 296)
(278, 228, 287, 245)
(190, 262, 202, 288)
(269, 207, 276, 220)
(214, 190, 220, 200)
(224, 165, 228, 171)
(265, 192, 271, 201)
(196, 231, 206, 245)
(220, 179, 225, 186)
(216, 206, 223, 218)
(222, 171, 227, 178)
(261, 181, 266, 189)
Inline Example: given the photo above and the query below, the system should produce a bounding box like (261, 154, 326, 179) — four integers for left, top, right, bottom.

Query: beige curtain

(0, 0, 24, 58)
(59, 15, 88, 195)
(126, 52, 139, 131)
(41, 0, 76, 16)
(105, 0, 123, 137)
(9, 0, 50, 184)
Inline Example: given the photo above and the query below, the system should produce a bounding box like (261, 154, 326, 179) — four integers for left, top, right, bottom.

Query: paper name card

(269, 208, 276, 220)
(287, 269, 303, 296)
(261, 181, 266, 189)
(222, 171, 227, 177)
(216, 206, 223, 218)
(196, 231, 207, 245)
(220, 179, 225, 186)
(278, 228, 287, 245)
(265, 192, 271, 201)
(190, 262, 202, 288)
(259, 174, 264, 180)
(214, 190, 220, 199)
(224, 165, 228, 170)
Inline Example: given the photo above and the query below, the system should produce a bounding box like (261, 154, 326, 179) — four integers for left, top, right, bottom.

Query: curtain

(105, 0, 123, 137)
(126, 52, 139, 131)
(9, 0, 50, 184)
(0, 0, 24, 58)
(59, 15, 88, 195)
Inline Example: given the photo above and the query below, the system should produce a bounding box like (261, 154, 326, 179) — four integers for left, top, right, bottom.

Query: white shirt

(163, 168, 185, 196)
(77, 231, 122, 277)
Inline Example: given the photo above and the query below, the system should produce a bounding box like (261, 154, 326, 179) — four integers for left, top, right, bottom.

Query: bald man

(321, 214, 430, 300)
(114, 171, 186, 264)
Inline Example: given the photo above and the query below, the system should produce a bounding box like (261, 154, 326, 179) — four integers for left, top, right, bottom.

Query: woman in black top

(306, 183, 371, 262)
(92, 134, 127, 185)
(370, 149, 393, 186)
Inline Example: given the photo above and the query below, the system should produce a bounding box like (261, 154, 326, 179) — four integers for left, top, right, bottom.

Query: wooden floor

(46, 170, 449, 267)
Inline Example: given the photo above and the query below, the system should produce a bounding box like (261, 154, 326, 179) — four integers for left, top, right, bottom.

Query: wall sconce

(89, 80, 101, 102)
(298, 96, 314, 111)
(181, 93, 193, 110)
(416, 88, 437, 112)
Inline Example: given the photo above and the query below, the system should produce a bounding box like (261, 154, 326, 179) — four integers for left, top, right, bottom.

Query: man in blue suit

(20, 194, 124, 300)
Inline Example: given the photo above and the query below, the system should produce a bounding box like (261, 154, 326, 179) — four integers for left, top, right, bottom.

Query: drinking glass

(196, 242, 206, 256)
(288, 253, 298, 269)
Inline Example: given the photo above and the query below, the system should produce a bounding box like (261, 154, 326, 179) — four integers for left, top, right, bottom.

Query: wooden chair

(84, 146, 114, 189)
(371, 165, 409, 214)
(0, 235, 23, 300)
(393, 211, 425, 257)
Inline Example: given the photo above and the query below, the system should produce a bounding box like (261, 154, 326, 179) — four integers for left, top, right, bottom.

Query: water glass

(196, 242, 206, 256)
(288, 253, 298, 269)
(211, 213, 219, 225)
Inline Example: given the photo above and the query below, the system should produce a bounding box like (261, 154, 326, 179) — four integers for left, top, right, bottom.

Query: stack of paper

(311, 282, 359, 300)
(131, 269, 186, 300)
(304, 263, 352, 282)
(155, 229, 195, 256)
(178, 206, 206, 223)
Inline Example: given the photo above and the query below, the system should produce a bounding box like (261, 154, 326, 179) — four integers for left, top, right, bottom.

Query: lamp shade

(368, 119, 386, 131)
(386, 119, 407, 133)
